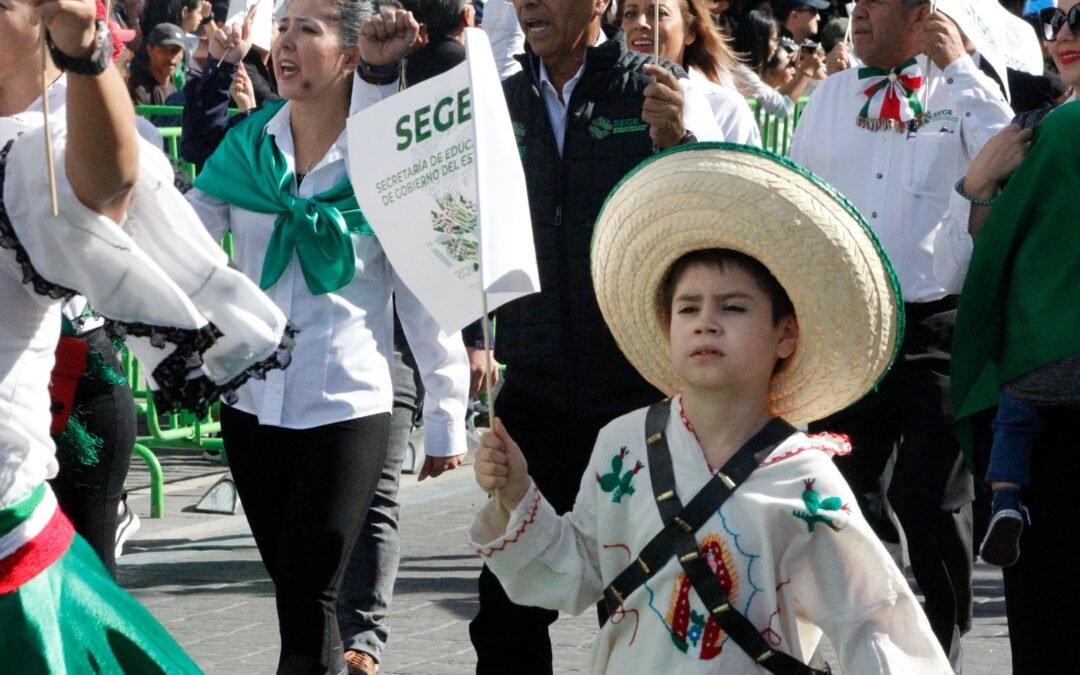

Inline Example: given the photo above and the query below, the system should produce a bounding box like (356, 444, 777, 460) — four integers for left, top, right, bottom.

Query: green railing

(745, 96, 810, 157)
(135, 105, 195, 181)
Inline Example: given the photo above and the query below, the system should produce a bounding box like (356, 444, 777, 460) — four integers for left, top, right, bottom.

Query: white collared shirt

(537, 31, 723, 155)
(187, 97, 469, 456)
(684, 67, 761, 147)
(790, 55, 1013, 302)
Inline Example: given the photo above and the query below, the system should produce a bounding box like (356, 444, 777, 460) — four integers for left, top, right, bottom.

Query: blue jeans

(985, 391, 1042, 487)
(337, 349, 420, 661)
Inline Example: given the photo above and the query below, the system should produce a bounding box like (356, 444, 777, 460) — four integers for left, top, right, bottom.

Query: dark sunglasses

(1041, 5, 1080, 42)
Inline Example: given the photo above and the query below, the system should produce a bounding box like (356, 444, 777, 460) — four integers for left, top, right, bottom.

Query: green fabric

(952, 102, 1080, 434)
(194, 99, 374, 296)
(0, 484, 46, 537)
(56, 411, 103, 468)
(0, 534, 202, 674)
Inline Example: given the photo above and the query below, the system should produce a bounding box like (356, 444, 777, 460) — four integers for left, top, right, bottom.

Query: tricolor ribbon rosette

(856, 58, 925, 133)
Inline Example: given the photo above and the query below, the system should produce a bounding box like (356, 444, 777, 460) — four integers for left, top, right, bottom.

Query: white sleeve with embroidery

(469, 455, 605, 616)
(785, 460, 952, 673)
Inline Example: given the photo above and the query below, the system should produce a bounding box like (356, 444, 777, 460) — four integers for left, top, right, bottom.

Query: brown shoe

(344, 650, 378, 675)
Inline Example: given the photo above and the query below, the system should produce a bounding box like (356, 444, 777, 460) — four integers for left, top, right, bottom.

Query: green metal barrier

(134, 105, 196, 180)
(745, 96, 810, 157)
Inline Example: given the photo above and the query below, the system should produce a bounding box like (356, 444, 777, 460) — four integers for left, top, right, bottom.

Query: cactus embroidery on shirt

(596, 447, 644, 503)
(791, 478, 851, 532)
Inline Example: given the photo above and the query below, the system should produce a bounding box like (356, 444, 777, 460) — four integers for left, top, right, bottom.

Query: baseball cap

(772, 0, 831, 15)
(146, 22, 187, 49)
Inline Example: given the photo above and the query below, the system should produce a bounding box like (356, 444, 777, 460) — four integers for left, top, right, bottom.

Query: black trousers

(979, 407, 1079, 673)
(469, 384, 616, 675)
(222, 406, 389, 675)
(809, 297, 974, 659)
(50, 328, 137, 578)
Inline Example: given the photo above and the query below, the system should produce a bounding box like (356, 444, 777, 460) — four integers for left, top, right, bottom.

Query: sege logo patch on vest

(589, 116, 649, 140)
(513, 121, 526, 159)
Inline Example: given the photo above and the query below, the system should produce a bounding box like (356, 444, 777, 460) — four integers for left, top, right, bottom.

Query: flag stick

(653, 2, 660, 65)
(41, 41, 59, 217)
(922, 0, 937, 115)
(217, 2, 259, 68)
(480, 291, 496, 424)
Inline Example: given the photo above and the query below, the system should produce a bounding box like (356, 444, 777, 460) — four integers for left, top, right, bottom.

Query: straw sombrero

(591, 143, 903, 425)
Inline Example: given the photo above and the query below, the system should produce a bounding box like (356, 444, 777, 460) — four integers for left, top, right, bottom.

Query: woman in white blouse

(618, 0, 761, 146)
(185, 0, 469, 671)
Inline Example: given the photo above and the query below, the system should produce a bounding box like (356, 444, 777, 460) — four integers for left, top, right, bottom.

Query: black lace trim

(106, 320, 223, 414)
(150, 322, 299, 417)
(0, 140, 78, 301)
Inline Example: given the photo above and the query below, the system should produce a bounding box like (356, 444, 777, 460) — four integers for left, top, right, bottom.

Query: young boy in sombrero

(470, 144, 951, 674)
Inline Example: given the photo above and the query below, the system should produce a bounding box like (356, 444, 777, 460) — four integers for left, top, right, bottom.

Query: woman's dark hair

(656, 248, 795, 327)
(328, 0, 375, 50)
(141, 0, 202, 36)
(732, 9, 777, 75)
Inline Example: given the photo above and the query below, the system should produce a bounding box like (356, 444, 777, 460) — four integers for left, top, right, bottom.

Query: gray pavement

(118, 449, 1012, 674)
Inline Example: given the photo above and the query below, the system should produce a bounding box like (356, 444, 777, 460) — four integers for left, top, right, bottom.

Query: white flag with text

(346, 29, 539, 334)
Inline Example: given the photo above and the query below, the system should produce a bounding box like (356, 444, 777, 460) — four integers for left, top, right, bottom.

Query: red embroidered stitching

(609, 605, 641, 646)
(475, 488, 542, 558)
(602, 542, 633, 562)
(762, 579, 792, 647)
(759, 434, 853, 467)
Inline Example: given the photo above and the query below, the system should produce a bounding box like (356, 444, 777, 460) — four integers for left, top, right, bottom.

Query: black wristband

(358, 58, 401, 85)
(47, 21, 111, 76)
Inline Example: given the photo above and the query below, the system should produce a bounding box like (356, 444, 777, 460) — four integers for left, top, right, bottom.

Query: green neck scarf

(952, 101, 1080, 445)
(194, 100, 373, 295)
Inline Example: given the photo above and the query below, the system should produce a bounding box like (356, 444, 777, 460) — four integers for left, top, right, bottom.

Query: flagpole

(653, 2, 659, 65)
(480, 291, 496, 425)
(41, 40, 59, 217)
(922, 0, 937, 115)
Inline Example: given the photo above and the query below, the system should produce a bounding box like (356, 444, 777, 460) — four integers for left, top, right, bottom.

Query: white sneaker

(115, 500, 141, 559)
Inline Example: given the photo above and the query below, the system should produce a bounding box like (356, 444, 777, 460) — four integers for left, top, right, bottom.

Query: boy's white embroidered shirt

(469, 397, 952, 673)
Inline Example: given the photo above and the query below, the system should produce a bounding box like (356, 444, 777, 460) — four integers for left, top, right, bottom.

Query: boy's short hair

(656, 248, 796, 327)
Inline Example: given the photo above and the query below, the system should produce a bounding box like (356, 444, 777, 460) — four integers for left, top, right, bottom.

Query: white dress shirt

(790, 55, 1013, 302)
(187, 98, 469, 457)
(684, 67, 762, 147)
(537, 31, 723, 156)
(934, 90, 1080, 292)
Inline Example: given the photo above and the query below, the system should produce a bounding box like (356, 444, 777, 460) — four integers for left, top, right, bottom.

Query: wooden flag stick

(653, 2, 660, 64)
(217, 2, 259, 68)
(922, 0, 937, 115)
(41, 41, 59, 217)
(480, 291, 496, 424)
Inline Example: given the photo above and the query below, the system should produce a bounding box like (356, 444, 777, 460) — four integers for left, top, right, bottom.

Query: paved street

(118, 449, 1012, 674)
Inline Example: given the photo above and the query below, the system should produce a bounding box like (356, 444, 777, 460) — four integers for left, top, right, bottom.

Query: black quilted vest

(495, 27, 687, 417)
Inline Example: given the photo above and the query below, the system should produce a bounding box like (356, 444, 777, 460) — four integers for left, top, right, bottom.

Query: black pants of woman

(221, 406, 389, 675)
(50, 328, 137, 578)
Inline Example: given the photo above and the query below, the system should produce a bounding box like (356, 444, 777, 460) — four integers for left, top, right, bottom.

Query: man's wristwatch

(47, 20, 111, 76)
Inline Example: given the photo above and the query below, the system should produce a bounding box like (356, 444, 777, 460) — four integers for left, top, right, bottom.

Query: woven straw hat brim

(591, 143, 903, 425)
